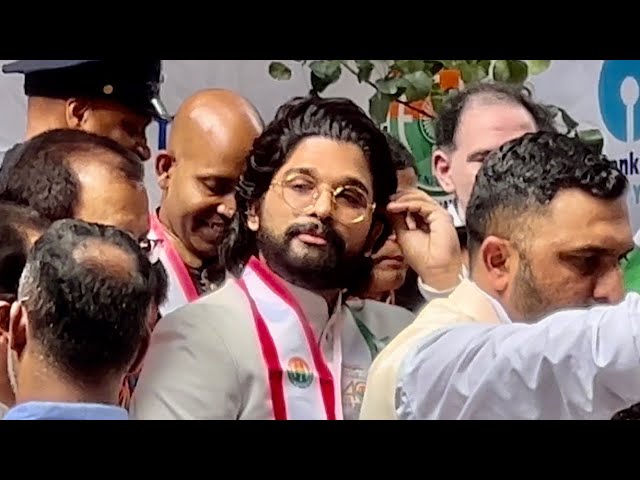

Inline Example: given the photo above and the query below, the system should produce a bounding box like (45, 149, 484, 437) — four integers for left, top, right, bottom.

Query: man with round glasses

(130, 95, 418, 420)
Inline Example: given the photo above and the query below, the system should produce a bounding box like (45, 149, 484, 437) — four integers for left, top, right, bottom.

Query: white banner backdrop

(0, 60, 637, 233)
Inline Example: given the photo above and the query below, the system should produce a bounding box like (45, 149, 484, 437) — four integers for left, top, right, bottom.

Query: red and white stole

(237, 257, 343, 420)
(149, 213, 200, 316)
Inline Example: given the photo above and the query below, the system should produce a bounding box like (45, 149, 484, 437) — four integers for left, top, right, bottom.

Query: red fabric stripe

(150, 214, 199, 302)
(247, 257, 336, 420)
(237, 278, 288, 420)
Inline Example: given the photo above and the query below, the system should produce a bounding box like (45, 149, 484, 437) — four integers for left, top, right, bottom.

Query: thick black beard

(257, 220, 373, 293)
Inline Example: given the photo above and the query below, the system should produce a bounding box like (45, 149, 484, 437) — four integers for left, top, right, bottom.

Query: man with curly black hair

(362, 131, 637, 420)
(130, 95, 418, 420)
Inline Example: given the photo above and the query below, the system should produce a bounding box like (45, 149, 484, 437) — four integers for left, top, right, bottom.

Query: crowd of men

(1, 59, 640, 420)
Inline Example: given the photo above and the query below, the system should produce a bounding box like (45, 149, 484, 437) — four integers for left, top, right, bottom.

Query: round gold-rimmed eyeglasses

(270, 174, 375, 225)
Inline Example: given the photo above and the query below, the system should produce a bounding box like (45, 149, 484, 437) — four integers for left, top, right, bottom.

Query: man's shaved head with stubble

(155, 89, 263, 271)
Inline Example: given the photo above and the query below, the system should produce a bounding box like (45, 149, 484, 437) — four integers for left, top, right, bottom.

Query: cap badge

(103, 84, 114, 95)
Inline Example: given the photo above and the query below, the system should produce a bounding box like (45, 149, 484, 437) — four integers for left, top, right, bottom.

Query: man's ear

(155, 151, 176, 191)
(65, 98, 91, 129)
(433, 148, 456, 194)
(8, 301, 28, 358)
(247, 202, 260, 232)
(479, 235, 515, 294)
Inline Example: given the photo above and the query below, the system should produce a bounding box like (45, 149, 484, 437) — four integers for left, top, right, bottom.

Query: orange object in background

(439, 69, 461, 91)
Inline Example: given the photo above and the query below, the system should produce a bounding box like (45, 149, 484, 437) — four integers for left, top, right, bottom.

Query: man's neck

(319, 289, 341, 315)
(157, 207, 203, 269)
(16, 359, 121, 407)
(256, 254, 342, 315)
(470, 273, 518, 323)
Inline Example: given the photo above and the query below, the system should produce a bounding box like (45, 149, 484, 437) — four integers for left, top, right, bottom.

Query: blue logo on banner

(599, 60, 640, 143)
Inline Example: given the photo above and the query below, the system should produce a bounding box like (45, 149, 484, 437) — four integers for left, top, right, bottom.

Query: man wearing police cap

(2, 60, 171, 161)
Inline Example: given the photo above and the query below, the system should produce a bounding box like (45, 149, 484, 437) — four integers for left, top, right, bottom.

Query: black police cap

(2, 60, 172, 121)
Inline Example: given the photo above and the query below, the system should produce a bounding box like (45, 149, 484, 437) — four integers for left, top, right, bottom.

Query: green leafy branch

(268, 60, 603, 153)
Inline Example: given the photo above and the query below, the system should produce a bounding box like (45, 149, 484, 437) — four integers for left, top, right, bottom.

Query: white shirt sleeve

(396, 292, 640, 420)
(416, 265, 469, 303)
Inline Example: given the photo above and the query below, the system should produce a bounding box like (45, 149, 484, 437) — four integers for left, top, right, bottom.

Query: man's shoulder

(415, 280, 487, 325)
(350, 299, 415, 335)
(156, 278, 252, 335)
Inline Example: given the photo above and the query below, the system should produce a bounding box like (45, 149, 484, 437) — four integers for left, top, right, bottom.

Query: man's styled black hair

(0, 129, 143, 222)
(0, 202, 50, 301)
(466, 131, 628, 264)
(18, 219, 154, 383)
(434, 81, 557, 150)
(220, 95, 398, 278)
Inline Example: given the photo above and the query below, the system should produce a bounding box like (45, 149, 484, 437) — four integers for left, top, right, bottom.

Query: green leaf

(526, 60, 551, 75)
(310, 72, 334, 95)
(268, 61, 292, 81)
(402, 71, 433, 102)
(369, 92, 394, 125)
(355, 60, 374, 83)
(308, 60, 342, 94)
(493, 60, 510, 82)
(431, 92, 445, 114)
(493, 60, 528, 84)
(577, 129, 604, 154)
(375, 77, 404, 95)
(478, 60, 492, 73)
(309, 60, 342, 81)
(394, 60, 427, 74)
(459, 63, 488, 84)
(506, 60, 529, 83)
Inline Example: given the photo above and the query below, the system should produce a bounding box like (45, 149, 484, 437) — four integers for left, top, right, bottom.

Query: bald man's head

(168, 89, 263, 157)
(155, 89, 263, 267)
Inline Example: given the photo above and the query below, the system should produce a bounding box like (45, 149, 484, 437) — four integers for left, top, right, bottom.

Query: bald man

(150, 89, 263, 315)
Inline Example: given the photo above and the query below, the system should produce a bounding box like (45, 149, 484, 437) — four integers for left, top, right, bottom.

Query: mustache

(284, 221, 345, 249)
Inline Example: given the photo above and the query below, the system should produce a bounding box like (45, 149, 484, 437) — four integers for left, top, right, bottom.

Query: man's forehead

(277, 136, 372, 185)
(176, 130, 250, 174)
(534, 189, 632, 250)
(455, 100, 537, 152)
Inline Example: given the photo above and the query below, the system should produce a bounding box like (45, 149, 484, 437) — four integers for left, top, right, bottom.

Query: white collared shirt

(394, 292, 640, 419)
(470, 282, 512, 324)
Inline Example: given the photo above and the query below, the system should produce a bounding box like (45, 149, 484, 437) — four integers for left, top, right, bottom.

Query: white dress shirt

(395, 292, 640, 420)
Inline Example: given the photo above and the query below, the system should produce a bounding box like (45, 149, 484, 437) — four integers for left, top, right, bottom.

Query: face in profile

(434, 100, 538, 219)
(250, 136, 377, 291)
(366, 167, 418, 300)
(504, 189, 634, 321)
(156, 138, 246, 262)
(67, 99, 152, 161)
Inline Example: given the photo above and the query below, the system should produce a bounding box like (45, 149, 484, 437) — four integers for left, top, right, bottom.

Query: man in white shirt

(362, 131, 637, 420)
